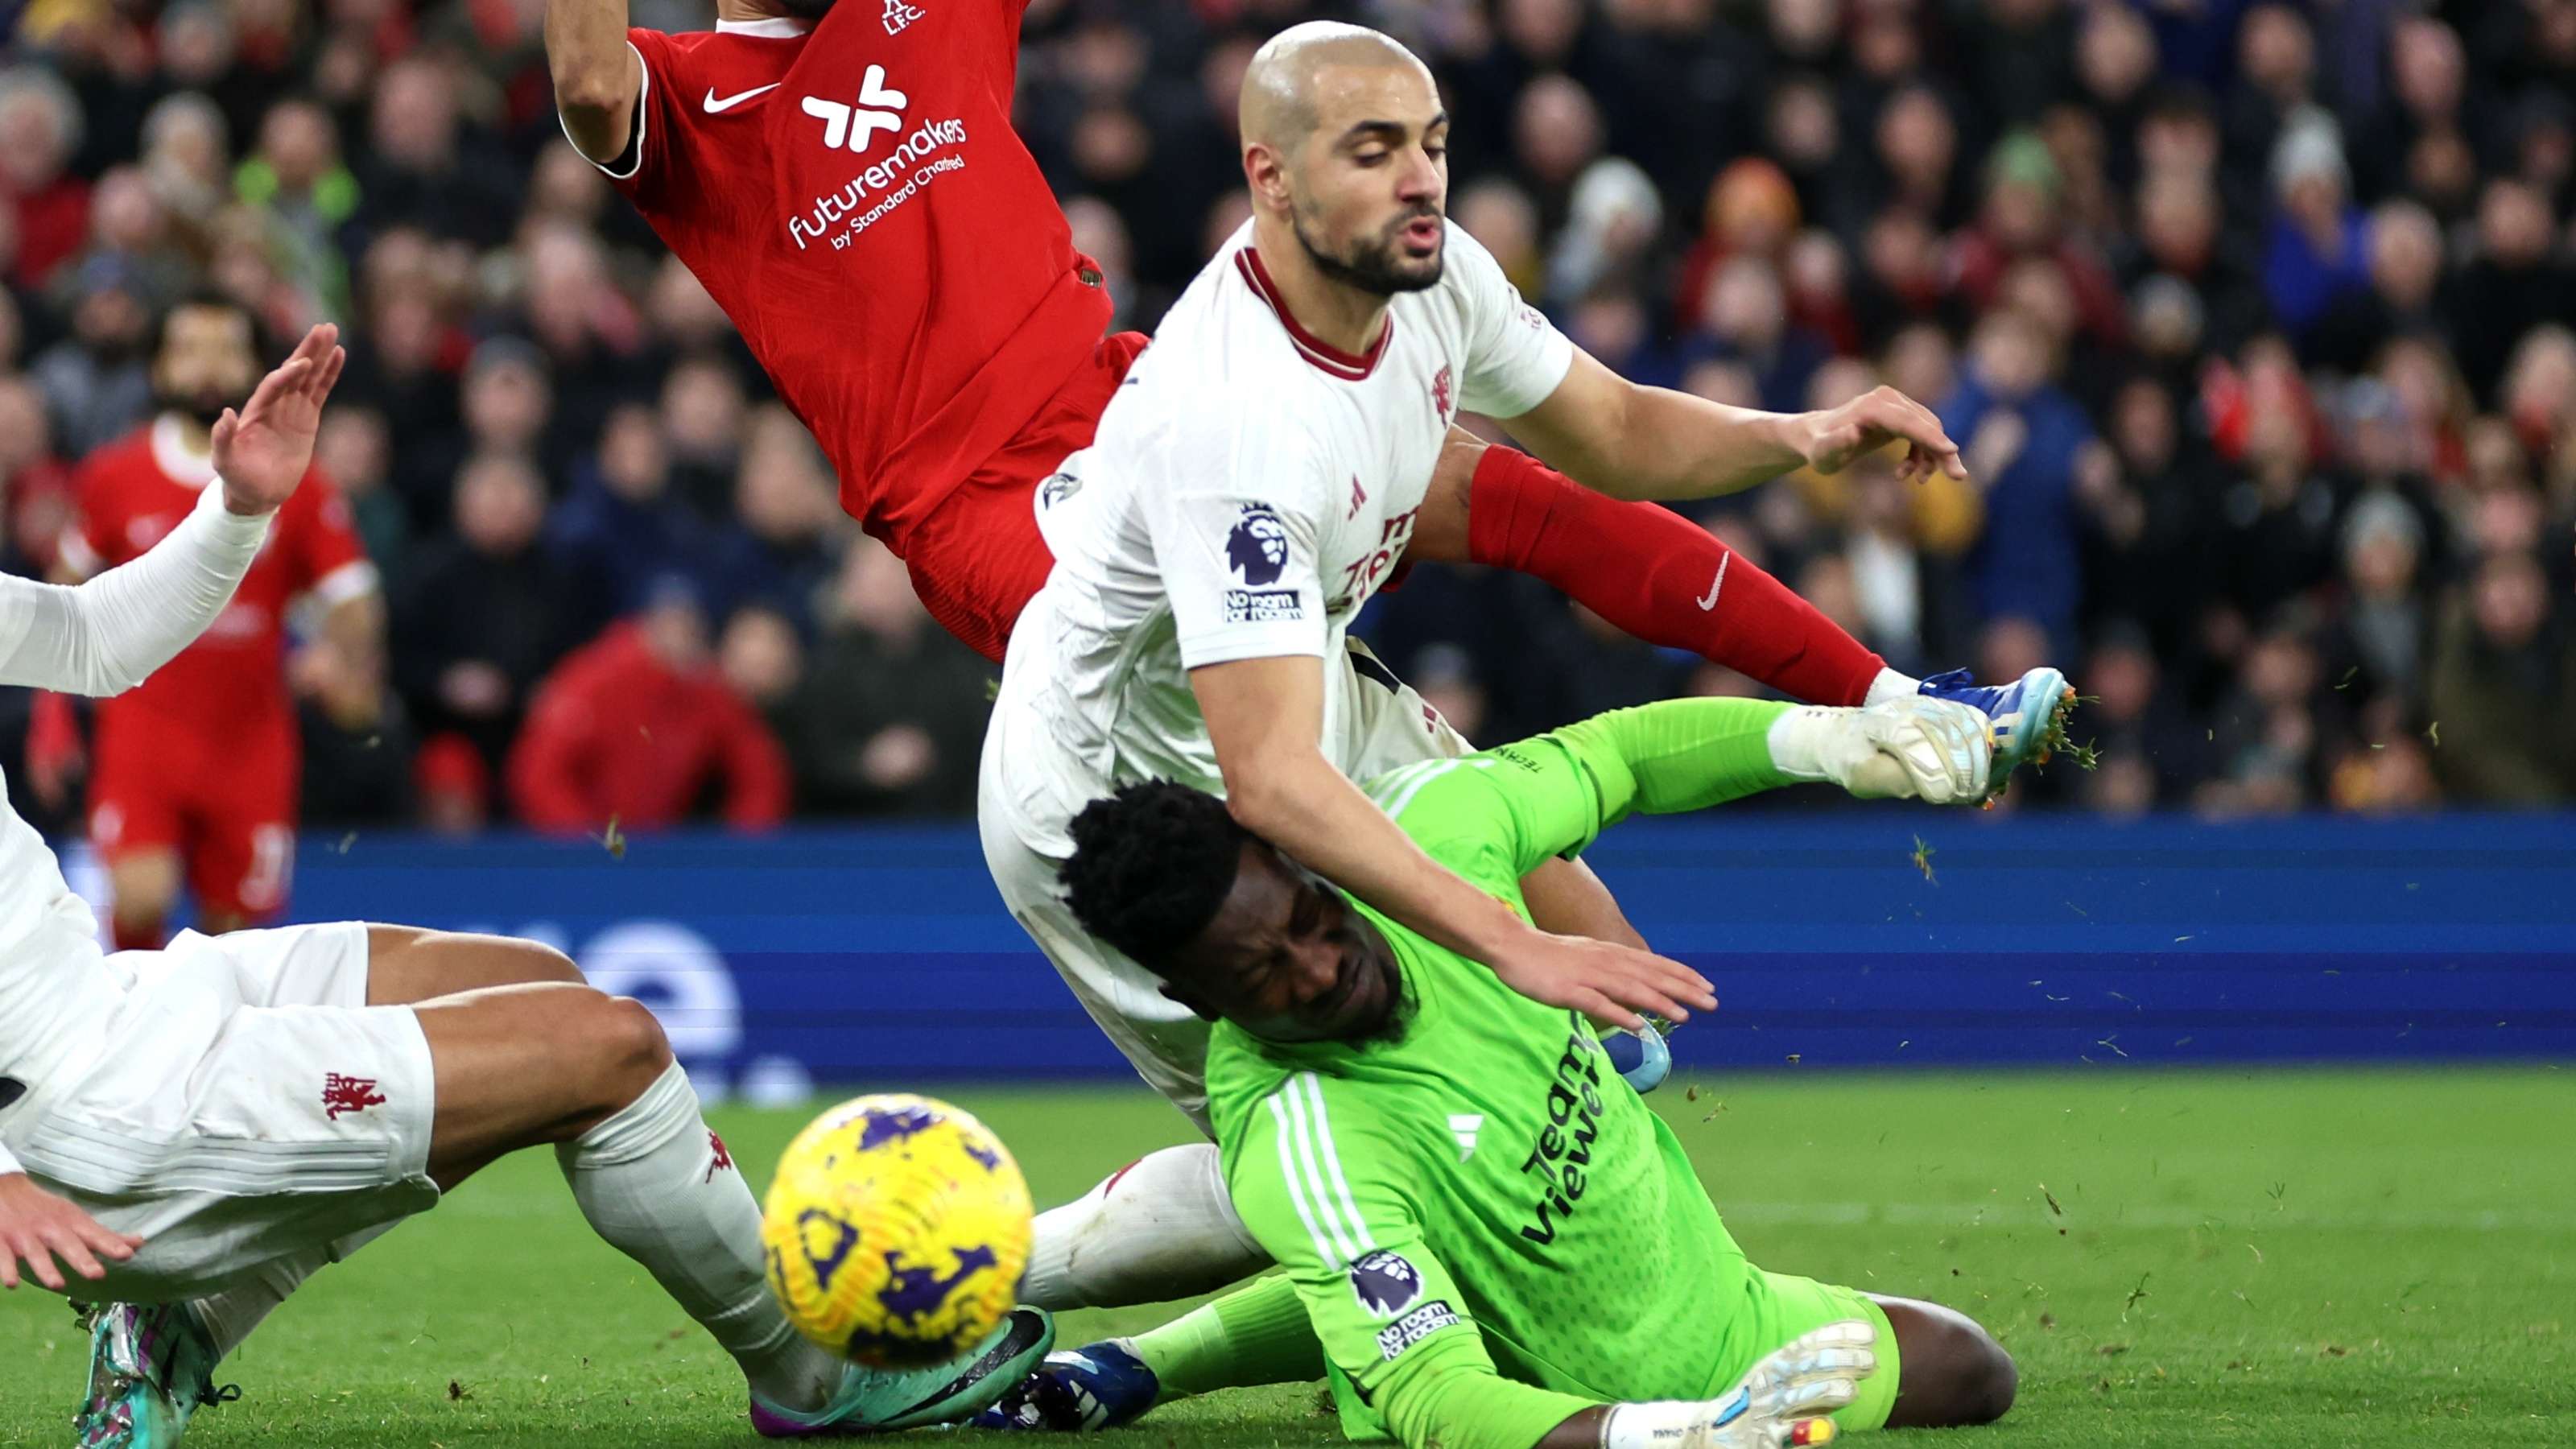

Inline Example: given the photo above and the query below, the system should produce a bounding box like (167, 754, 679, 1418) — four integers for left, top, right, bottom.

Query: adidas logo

(1448, 1113, 1483, 1162)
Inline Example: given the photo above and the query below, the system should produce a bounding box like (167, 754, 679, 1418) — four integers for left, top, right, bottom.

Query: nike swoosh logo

(703, 83, 781, 113)
(1695, 551, 1731, 611)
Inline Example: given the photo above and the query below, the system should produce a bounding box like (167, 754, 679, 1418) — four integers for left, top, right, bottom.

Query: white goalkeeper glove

(1770, 699, 1994, 805)
(1600, 1319, 1877, 1449)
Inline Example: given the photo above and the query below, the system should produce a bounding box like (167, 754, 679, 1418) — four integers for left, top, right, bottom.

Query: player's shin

(187, 1220, 401, 1361)
(1130, 1273, 1320, 1397)
(1463, 448, 1905, 708)
(1021, 1144, 1270, 1311)
(555, 1062, 842, 1413)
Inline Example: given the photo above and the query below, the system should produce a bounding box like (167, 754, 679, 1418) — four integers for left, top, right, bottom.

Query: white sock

(1020, 1143, 1270, 1311)
(557, 1062, 841, 1412)
(1864, 667, 1922, 706)
(189, 1220, 402, 1362)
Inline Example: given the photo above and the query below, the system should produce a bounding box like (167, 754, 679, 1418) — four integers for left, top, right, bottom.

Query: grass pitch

(2, 1068, 2568, 1447)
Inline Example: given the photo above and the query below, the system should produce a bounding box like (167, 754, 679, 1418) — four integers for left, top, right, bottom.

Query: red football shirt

(62, 416, 374, 733)
(588, 2, 1113, 555)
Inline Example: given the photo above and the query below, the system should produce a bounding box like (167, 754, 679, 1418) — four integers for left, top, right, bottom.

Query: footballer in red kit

(555, 0, 1135, 661)
(59, 295, 382, 946)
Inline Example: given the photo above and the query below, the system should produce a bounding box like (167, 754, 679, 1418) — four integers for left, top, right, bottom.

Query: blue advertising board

(221, 810, 2575, 1095)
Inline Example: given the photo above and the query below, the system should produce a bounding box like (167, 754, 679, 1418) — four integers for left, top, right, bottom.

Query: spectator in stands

(0, 66, 89, 290)
(2429, 550, 2576, 804)
(313, 403, 409, 587)
(548, 402, 702, 617)
(704, 410, 840, 632)
(31, 254, 154, 456)
(1944, 308, 2092, 654)
(508, 577, 789, 834)
(395, 453, 590, 778)
(5, 0, 2573, 819)
(0, 375, 72, 576)
(770, 539, 993, 818)
(2261, 110, 2371, 345)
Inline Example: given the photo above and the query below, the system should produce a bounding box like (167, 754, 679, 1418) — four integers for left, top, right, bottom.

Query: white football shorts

(0, 921, 439, 1298)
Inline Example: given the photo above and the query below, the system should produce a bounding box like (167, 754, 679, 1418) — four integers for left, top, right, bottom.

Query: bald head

(1241, 22, 1430, 153)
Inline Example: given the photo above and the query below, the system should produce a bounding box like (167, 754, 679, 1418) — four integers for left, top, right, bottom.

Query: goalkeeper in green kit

(975, 696, 2017, 1449)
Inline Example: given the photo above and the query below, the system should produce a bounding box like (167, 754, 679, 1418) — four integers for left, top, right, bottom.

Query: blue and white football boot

(969, 1339, 1162, 1432)
(72, 1302, 236, 1449)
(753, 1307, 1058, 1437)
(1916, 667, 2075, 795)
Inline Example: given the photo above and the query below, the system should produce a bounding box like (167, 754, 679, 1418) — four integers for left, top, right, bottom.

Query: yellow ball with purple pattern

(758, 1093, 1032, 1366)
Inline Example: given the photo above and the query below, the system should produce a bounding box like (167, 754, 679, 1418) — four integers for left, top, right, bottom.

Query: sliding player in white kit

(0, 326, 1051, 1447)
(985, 22, 1997, 1313)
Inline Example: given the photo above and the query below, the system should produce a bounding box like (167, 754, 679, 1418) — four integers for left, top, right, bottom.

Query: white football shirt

(0, 483, 271, 1171)
(997, 220, 1573, 825)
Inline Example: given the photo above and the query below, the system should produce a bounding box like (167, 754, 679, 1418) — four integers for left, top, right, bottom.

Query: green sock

(1128, 1274, 1323, 1398)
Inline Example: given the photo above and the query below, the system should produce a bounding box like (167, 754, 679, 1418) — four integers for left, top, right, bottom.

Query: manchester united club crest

(322, 1073, 386, 1121)
(1430, 365, 1455, 424)
(706, 1130, 737, 1183)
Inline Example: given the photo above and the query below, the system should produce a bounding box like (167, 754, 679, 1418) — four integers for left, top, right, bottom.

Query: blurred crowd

(2, 0, 2573, 836)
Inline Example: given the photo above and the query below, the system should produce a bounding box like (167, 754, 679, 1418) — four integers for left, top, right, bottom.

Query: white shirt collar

(714, 14, 811, 36)
(150, 414, 218, 489)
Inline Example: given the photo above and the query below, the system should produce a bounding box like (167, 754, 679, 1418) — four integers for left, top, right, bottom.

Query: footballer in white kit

(983, 218, 1574, 1122)
(978, 34, 1997, 1326)
(3, 325, 1051, 1448)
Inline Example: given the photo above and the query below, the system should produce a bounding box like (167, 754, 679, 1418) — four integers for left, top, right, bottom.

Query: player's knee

(1884, 1298, 2016, 1427)
(1956, 1325, 2017, 1425)
(586, 993, 675, 1102)
(1926, 1313, 2017, 1426)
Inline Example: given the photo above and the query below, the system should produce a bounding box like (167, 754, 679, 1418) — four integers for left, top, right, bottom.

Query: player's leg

(1411, 436, 2072, 789)
(121, 928, 592, 1373)
(185, 728, 298, 935)
(1865, 1295, 2017, 1429)
(101, 847, 182, 950)
(419, 980, 1051, 1430)
(976, 704, 1274, 1311)
(1406, 435, 1901, 708)
(87, 733, 183, 951)
(364, 923, 588, 1001)
(1724, 1269, 2014, 1434)
(981, 836, 1270, 1308)
(976, 1274, 1321, 1431)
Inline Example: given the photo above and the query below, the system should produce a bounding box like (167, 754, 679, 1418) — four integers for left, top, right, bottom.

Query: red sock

(1466, 447, 1887, 707)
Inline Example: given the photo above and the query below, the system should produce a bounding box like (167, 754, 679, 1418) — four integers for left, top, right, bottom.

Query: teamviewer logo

(803, 66, 908, 153)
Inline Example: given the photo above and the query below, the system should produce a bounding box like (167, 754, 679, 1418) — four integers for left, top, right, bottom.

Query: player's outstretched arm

(1191, 654, 1715, 1031)
(1505, 350, 1966, 502)
(0, 1162, 143, 1294)
(549, 0, 642, 163)
(0, 325, 345, 696)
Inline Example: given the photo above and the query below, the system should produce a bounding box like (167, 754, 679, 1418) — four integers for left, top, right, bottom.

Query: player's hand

(1486, 928, 1715, 1033)
(1835, 698, 1993, 806)
(213, 323, 347, 516)
(1794, 386, 1966, 486)
(0, 1173, 143, 1293)
(1698, 1319, 1876, 1449)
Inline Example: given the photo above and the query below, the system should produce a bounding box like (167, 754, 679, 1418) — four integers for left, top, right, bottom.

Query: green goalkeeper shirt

(1204, 698, 1798, 1449)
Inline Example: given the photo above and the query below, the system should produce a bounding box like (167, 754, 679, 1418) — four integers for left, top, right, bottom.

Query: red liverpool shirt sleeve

(573, 27, 682, 197)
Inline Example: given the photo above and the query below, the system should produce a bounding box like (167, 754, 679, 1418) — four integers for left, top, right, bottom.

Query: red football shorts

(88, 708, 299, 923)
(905, 330, 1150, 663)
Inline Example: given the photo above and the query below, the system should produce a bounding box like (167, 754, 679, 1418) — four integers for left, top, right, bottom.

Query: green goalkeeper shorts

(1703, 1269, 1902, 1432)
